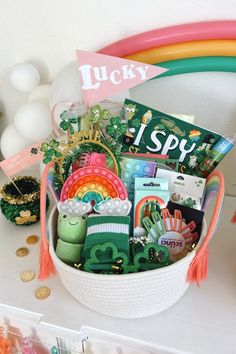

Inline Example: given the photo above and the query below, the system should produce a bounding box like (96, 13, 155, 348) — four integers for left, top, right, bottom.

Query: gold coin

(26, 235, 39, 245)
(35, 286, 51, 300)
(20, 269, 35, 282)
(16, 247, 29, 257)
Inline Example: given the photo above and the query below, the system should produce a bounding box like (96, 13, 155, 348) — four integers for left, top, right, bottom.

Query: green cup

(56, 239, 84, 263)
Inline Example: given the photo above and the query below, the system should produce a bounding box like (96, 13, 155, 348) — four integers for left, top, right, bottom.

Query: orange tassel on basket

(38, 161, 56, 280)
(187, 247, 209, 286)
(188, 170, 224, 285)
(39, 239, 55, 280)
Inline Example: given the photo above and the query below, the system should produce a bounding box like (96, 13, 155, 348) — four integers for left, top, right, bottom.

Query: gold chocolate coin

(20, 269, 35, 282)
(26, 235, 39, 245)
(35, 286, 51, 300)
(16, 247, 29, 258)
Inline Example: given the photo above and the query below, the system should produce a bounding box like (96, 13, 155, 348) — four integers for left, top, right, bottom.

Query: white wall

(1, 0, 236, 78)
(0, 0, 236, 194)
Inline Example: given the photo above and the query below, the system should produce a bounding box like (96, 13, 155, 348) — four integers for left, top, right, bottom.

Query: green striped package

(83, 215, 130, 263)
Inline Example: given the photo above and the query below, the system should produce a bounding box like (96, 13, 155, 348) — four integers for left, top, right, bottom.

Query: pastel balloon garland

(152, 56, 236, 78)
(125, 40, 236, 64)
(99, 20, 236, 57)
(100, 20, 236, 78)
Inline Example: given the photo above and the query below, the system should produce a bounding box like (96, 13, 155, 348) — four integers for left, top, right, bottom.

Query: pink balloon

(99, 20, 236, 57)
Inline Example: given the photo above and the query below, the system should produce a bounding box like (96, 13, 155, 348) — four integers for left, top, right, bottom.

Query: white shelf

(0, 188, 236, 353)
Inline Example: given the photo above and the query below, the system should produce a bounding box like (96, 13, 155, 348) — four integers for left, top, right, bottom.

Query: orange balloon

(125, 39, 236, 64)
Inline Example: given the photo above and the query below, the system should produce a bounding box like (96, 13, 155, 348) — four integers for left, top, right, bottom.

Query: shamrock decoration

(30, 147, 38, 155)
(59, 110, 79, 134)
(40, 139, 62, 164)
(106, 117, 127, 140)
(84, 242, 130, 274)
(195, 180, 203, 187)
(15, 210, 37, 225)
(89, 105, 109, 130)
(182, 197, 196, 209)
(132, 118, 141, 128)
(133, 243, 170, 271)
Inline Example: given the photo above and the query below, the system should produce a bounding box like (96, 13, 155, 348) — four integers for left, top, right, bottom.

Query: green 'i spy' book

(121, 99, 224, 176)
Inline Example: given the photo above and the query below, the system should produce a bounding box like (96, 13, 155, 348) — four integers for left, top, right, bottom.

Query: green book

(122, 99, 222, 175)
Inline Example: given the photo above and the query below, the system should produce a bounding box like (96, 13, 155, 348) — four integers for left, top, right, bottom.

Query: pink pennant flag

(76, 50, 168, 106)
(0, 142, 43, 177)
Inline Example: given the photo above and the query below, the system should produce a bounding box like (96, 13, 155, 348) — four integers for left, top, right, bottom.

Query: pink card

(76, 50, 168, 106)
(0, 142, 43, 176)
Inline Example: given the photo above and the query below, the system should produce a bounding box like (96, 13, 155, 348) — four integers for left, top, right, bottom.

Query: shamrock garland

(40, 104, 128, 189)
(106, 117, 127, 140)
(89, 105, 109, 130)
(40, 140, 62, 164)
(59, 110, 80, 134)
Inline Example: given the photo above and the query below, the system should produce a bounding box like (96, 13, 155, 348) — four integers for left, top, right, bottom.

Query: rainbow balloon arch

(99, 19, 236, 203)
(99, 20, 236, 77)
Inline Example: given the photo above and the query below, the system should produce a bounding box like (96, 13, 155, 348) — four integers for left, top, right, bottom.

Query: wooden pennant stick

(0, 166, 23, 196)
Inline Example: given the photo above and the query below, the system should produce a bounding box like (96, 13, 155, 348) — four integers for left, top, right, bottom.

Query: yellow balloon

(125, 39, 236, 64)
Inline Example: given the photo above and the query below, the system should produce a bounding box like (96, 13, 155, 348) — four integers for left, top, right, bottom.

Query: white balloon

(0, 124, 32, 159)
(50, 61, 81, 108)
(28, 84, 51, 106)
(50, 61, 130, 108)
(14, 102, 52, 142)
(9, 63, 40, 93)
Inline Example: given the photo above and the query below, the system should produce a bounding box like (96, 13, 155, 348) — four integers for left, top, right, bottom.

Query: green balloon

(152, 56, 236, 78)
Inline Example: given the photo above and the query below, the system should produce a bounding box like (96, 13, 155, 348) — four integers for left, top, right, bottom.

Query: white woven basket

(49, 206, 207, 318)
